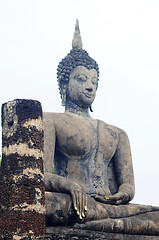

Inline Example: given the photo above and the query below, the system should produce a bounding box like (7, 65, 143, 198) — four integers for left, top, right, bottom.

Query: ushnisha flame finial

(72, 19, 83, 49)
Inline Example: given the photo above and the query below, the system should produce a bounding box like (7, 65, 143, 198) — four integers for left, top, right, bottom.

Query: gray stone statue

(44, 20, 159, 235)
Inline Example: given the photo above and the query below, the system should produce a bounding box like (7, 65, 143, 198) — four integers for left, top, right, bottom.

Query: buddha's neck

(65, 101, 91, 118)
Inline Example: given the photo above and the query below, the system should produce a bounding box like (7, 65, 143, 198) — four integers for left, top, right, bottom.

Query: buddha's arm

(110, 129, 135, 204)
(43, 113, 87, 219)
(43, 112, 56, 174)
(44, 172, 87, 219)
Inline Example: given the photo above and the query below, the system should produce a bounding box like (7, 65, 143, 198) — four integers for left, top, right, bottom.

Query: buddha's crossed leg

(45, 191, 159, 235)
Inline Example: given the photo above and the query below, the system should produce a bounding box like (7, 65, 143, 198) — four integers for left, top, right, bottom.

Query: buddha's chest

(55, 117, 98, 159)
(54, 115, 118, 161)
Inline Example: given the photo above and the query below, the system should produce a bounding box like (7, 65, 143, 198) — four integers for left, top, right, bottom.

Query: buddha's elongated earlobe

(90, 105, 93, 112)
(61, 86, 66, 106)
(62, 95, 66, 106)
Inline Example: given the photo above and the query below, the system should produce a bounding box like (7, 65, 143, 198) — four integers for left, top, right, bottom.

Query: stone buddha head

(57, 20, 99, 111)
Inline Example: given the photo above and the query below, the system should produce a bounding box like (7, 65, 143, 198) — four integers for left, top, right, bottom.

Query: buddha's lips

(83, 92, 94, 98)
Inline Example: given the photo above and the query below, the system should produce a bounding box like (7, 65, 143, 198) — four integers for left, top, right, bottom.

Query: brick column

(0, 99, 45, 239)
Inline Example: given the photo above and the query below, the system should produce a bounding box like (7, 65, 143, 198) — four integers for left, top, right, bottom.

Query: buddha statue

(44, 20, 159, 235)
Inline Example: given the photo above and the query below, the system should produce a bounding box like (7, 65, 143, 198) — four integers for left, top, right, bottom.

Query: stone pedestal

(45, 227, 159, 240)
(0, 99, 45, 239)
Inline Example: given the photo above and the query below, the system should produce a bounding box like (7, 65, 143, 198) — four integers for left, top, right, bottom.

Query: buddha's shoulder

(43, 112, 128, 138)
(43, 112, 82, 125)
(43, 112, 65, 125)
(98, 119, 128, 138)
(43, 112, 63, 119)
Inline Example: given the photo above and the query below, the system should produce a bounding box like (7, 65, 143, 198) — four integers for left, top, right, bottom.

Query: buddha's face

(66, 66, 98, 108)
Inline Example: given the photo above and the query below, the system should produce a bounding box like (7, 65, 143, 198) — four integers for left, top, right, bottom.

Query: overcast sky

(0, 0, 159, 206)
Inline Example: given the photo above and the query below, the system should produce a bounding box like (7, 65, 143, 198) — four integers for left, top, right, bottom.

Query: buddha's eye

(75, 74, 87, 82)
(91, 77, 97, 85)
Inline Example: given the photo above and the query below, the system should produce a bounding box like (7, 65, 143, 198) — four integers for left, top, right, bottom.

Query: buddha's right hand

(44, 173, 87, 219)
(69, 183, 87, 220)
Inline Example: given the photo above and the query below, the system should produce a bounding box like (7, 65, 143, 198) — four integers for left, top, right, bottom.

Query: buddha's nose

(86, 87, 93, 92)
(86, 80, 93, 92)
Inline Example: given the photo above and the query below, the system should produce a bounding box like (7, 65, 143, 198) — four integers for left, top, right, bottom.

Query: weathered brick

(0, 99, 45, 239)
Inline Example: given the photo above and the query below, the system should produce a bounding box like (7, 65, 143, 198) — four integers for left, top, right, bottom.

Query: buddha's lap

(45, 191, 159, 221)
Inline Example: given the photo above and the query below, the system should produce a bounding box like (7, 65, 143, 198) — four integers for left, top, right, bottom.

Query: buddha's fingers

(79, 191, 83, 219)
(105, 192, 129, 205)
(71, 189, 87, 219)
(106, 192, 123, 201)
(76, 191, 87, 219)
(71, 190, 78, 212)
(75, 190, 81, 218)
(82, 193, 87, 218)
(84, 194, 87, 211)
(116, 192, 129, 205)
